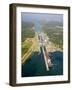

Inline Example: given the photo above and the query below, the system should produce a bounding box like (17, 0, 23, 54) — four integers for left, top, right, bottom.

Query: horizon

(21, 12, 63, 23)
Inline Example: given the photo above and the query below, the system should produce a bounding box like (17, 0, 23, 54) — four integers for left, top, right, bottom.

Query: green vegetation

(22, 21, 35, 42)
(42, 21, 63, 49)
(21, 21, 35, 57)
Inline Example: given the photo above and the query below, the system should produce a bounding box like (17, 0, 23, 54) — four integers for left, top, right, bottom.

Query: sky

(21, 12, 63, 23)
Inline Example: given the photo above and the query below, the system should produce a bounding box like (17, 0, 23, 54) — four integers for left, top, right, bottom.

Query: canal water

(21, 22, 63, 77)
(22, 47, 63, 77)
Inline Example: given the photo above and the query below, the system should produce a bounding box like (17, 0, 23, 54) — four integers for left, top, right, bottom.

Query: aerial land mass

(21, 21, 63, 63)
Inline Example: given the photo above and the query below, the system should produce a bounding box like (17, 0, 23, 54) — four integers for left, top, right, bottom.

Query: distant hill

(44, 21, 63, 27)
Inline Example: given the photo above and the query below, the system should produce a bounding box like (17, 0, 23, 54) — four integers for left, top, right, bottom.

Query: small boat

(47, 59, 53, 67)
